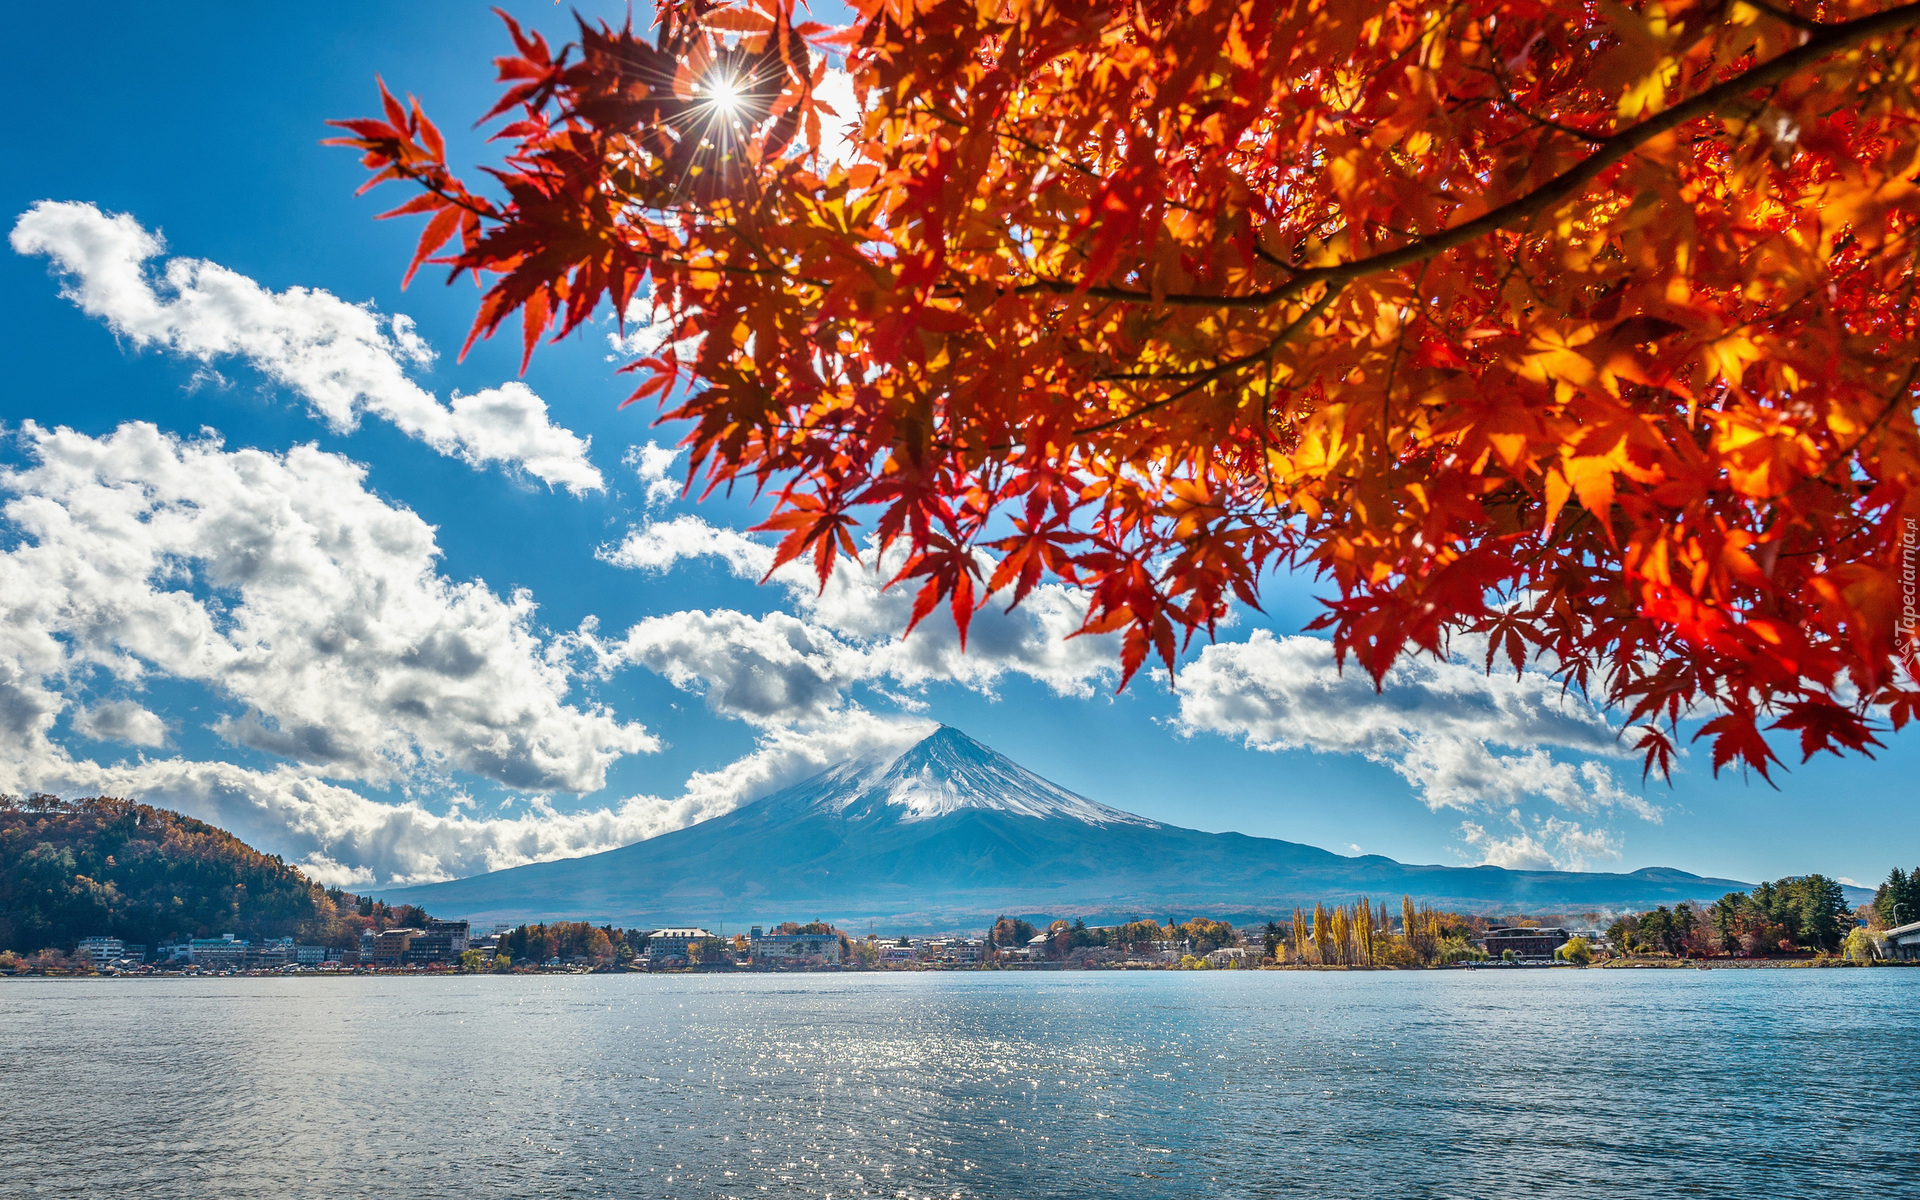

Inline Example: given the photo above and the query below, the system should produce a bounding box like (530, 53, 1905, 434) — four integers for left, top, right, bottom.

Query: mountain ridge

(382, 727, 1806, 931)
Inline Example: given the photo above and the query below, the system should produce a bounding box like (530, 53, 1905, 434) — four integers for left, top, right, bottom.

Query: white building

(188, 935, 250, 969)
(747, 927, 840, 965)
(76, 937, 123, 968)
(646, 928, 714, 962)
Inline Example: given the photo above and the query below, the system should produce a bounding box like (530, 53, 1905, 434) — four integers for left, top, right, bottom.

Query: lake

(1, 969, 1914, 1198)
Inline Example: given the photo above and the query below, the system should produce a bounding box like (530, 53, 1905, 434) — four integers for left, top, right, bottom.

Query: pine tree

(1796, 876, 1847, 951)
(1876, 868, 1917, 928)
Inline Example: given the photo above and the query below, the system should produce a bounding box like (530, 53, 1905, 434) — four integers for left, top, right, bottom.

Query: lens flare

(704, 72, 743, 115)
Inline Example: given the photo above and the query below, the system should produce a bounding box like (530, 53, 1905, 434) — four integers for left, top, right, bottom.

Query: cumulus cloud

(595, 515, 1123, 720)
(1172, 628, 1659, 832)
(606, 291, 705, 366)
(625, 440, 685, 507)
(0, 421, 653, 793)
(69, 700, 168, 748)
(11, 200, 603, 495)
(599, 513, 771, 576)
(0, 423, 939, 885)
(16, 705, 930, 888)
(1458, 816, 1624, 872)
(620, 609, 862, 723)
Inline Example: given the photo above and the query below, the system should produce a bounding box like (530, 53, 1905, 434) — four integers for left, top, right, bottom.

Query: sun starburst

(702, 71, 743, 116)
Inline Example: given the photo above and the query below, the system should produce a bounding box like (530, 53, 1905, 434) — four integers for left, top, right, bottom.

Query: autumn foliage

(330, 0, 1920, 779)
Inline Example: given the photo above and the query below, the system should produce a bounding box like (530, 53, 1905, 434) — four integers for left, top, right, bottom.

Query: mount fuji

(382, 726, 1756, 930)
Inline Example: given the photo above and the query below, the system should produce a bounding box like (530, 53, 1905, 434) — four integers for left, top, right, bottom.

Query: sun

(703, 71, 744, 116)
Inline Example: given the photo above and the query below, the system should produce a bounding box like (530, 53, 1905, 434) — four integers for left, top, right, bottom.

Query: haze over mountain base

(378, 728, 1790, 932)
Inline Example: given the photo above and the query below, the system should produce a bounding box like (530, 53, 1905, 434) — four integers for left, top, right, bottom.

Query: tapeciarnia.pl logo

(1902, 516, 1918, 674)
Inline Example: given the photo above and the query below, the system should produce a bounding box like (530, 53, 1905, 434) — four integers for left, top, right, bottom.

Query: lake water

(2, 969, 1915, 1198)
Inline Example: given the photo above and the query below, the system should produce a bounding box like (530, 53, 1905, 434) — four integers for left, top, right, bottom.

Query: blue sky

(0, 2, 1908, 893)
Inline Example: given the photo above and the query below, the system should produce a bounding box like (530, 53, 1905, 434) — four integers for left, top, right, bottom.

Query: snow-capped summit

(804, 727, 1159, 827)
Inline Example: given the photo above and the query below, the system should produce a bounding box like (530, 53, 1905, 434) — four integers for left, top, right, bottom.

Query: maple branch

(1816, 354, 1920, 481)
(1016, 0, 1920, 310)
(1072, 283, 1345, 436)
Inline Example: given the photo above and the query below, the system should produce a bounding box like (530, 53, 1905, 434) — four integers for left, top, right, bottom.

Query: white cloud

(1172, 628, 1659, 822)
(598, 513, 773, 576)
(0, 423, 940, 886)
(606, 293, 704, 365)
(596, 516, 1125, 719)
(625, 441, 685, 507)
(18, 707, 930, 888)
(11, 200, 603, 495)
(46, 755, 682, 888)
(1458, 817, 1623, 872)
(0, 421, 653, 793)
(69, 699, 168, 748)
(619, 609, 863, 724)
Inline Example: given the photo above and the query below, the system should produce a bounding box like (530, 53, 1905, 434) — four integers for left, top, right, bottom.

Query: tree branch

(1015, 1, 1920, 311)
(1072, 283, 1345, 435)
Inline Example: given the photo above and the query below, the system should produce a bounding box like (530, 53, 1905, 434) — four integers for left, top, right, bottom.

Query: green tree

(1641, 907, 1678, 955)
(1708, 894, 1746, 953)
(1606, 916, 1636, 955)
(1557, 937, 1594, 965)
(1795, 875, 1847, 952)
(1873, 867, 1918, 928)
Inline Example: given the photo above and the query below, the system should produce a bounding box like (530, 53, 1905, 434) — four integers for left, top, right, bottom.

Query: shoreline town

(16, 911, 1920, 978)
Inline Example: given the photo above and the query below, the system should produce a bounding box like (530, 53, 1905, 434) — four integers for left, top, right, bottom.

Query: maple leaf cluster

(330, 0, 1920, 781)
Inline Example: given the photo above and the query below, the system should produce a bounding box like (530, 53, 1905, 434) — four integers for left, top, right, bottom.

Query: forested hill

(0, 794, 364, 954)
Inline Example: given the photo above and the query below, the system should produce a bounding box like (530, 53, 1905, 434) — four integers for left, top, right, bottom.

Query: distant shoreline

(7, 958, 1913, 980)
